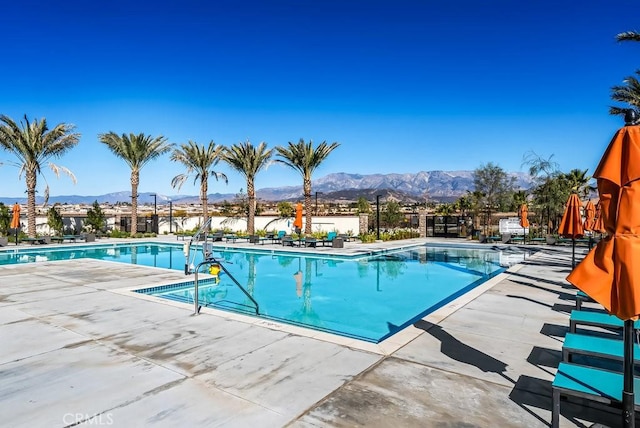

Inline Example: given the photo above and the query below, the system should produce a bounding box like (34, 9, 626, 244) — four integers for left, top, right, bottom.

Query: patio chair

(282, 235, 294, 246)
(305, 237, 318, 248)
(209, 231, 224, 242)
(322, 232, 337, 246)
(562, 332, 640, 364)
(552, 362, 640, 428)
(569, 309, 640, 333)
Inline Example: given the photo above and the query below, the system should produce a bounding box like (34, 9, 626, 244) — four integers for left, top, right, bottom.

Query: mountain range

(0, 170, 534, 206)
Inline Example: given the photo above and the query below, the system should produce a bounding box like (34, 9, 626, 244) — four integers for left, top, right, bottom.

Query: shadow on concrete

(551, 302, 580, 314)
(540, 322, 569, 340)
(506, 294, 553, 309)
(526, 346, 561, 372)
(506, 271, 572, 289)
(507, 278, 574, 297)
(414, 320, 514, 384)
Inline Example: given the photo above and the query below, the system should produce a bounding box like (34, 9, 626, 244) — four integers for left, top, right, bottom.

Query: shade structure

(293, 202, 303, 231)
(583, 201, 596, 231)
(567, 125, 640, 428)
(558, 193, 584, 268)
(10, 203, 20, 229)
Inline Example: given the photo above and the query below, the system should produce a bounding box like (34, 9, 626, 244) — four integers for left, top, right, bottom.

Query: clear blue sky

(0, 0, 638, 199)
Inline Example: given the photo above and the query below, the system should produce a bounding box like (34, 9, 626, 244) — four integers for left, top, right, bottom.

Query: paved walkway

(0, 237, 627, 427)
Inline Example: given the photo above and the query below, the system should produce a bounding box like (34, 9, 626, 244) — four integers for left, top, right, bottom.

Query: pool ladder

(182, 219, 259, 316)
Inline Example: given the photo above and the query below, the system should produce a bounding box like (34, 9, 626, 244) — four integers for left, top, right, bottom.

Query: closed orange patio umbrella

(519, 203, 529, 244)
(10, 203, 20, 246)
(567, 121, 640, 427)
(557, 193, 584, 268)
(583, 200, 596, 231)
(593, 201, 606, 235)
(293, 202, 303, 233)
(583, 200, 596, 249)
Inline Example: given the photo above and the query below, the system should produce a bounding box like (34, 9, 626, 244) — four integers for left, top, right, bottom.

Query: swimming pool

(0, 242, 528, 342)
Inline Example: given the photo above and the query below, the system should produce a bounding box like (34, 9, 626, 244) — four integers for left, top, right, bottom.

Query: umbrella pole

(571, 237, 576, 268)
(623, 319, 635, 428)
(15, 228, 18, 246)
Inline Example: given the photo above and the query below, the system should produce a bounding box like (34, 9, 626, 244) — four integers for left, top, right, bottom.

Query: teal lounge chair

(569, 310, 640, 333)
(552, 362, 640, 427)
(562, 332, 640, 363)
(322, 231, 337, 246)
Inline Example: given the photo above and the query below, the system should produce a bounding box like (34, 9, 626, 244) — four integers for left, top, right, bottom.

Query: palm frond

(617, 31, 640, 42)
(48, 163, 78, 184)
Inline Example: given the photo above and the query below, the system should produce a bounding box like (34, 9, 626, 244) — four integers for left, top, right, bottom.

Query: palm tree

(610, 31, 640, 117)
(222, 140, 273, 234)
(561, 168, 594, 199)
(99, 132, 171, 236)
(0, 115, 80, 237)
(275, 139, 339, 234)
(170, 140, 227, 230)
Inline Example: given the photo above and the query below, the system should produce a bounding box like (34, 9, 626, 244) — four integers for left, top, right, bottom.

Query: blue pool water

(0, 242, 529, 342)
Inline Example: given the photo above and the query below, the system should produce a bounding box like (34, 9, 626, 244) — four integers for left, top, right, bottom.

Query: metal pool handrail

(183, 218, 212, 275)
(193, 257, 260, 316)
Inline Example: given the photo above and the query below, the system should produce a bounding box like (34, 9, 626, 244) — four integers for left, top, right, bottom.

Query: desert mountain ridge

(0, 170, 534, 205)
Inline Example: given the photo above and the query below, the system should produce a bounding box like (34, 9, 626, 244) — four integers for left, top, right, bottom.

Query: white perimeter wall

(27, 215, 360, 236)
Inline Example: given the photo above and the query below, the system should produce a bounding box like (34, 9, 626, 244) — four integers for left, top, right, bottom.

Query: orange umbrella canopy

(519, 204, 530, 228)
(10, 203, 20, 229)
(557, 193, 584, 238)
(583, 201, 596, 231)
(568, 125, 640, 320)
(293, 202, 303, 230)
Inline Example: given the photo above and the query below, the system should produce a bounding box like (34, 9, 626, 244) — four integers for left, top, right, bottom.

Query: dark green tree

(356, 197, 371, 214)
(0, 203, 9, 235)
(435, 203, 456, 216)
(473, 163, 516, 234)
(277, 201, 294, 218)
(85, 200, 106, 233)
(382, 200, 403, 228)
(47, 205, 64, 236)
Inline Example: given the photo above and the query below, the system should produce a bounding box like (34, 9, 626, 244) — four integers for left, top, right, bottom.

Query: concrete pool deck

(0, 237, 626, 427)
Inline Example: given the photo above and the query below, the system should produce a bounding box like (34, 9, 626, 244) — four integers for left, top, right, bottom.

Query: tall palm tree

(275, 139, 339, 234)
(0, 115, 80, 237)
(99, 132, 171, 236)
(222, 140, 273, 234)
(170, 140, 227, 230)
